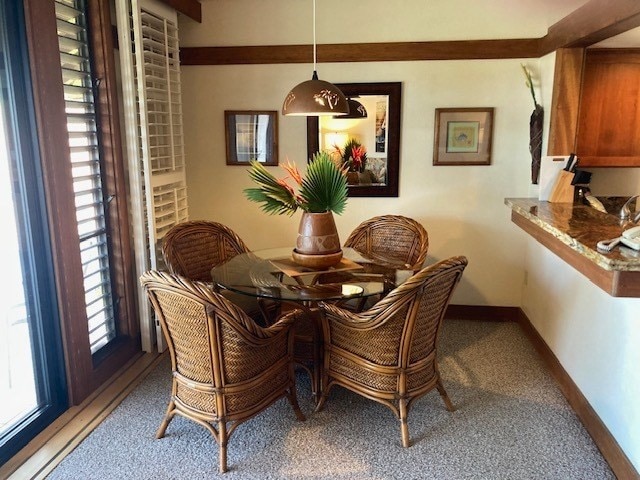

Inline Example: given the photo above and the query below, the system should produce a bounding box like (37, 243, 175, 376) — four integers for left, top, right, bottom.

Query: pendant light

(282, 0, 349, 116)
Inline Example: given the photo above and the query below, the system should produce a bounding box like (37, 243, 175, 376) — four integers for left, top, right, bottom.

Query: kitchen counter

(505, 198, 640, 297)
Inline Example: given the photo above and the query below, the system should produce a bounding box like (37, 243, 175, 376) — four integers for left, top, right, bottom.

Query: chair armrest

(318, 301, 373, 330)
(217, 308, 301, 351)
(262, 309, 299, 337)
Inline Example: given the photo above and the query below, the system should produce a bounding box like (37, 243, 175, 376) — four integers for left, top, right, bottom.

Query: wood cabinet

(576, 49, 640, 166)
(548, 48, 640, 167)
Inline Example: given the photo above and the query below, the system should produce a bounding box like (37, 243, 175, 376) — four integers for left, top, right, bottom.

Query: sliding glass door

(0, 0, 68, 463)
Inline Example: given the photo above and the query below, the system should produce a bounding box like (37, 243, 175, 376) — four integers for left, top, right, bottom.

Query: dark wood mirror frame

(307, 82, 402, 197)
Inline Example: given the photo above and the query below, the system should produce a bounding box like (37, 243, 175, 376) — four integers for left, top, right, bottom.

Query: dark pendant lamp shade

(336, 98, 368, 119)
(282, 71, 349, 116)
(282, 0, 349, 116)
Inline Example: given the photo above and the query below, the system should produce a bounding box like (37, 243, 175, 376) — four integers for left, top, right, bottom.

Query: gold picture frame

(225, 110, 278, 166)
(433, 107, 494, 166)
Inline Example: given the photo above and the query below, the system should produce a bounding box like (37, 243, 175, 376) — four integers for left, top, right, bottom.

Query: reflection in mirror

(307, 82, 401, 197)
(320, 94, 389, 187)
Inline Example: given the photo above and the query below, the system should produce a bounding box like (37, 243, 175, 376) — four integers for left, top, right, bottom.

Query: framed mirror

(307, 82, 401, 197)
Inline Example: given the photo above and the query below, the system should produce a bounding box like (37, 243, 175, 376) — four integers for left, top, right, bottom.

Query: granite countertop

(505, 198, 640, 272)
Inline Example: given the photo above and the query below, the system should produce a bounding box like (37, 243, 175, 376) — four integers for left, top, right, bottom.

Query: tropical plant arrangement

(244, 151, 348, 216)
(333, 138, 367, 173)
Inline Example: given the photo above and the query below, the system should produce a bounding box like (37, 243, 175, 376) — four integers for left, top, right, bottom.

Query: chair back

(162, 220, 250, 282)
(344, 215, 429, 270)
(349, 256, 467, 367)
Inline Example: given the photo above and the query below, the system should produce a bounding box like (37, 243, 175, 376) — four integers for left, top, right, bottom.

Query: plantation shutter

(116, 0, 188, 351)
(55, 0, 117, 354)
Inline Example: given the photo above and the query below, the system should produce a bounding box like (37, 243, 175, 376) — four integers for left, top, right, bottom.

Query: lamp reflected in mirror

(335, 98, 368, 119)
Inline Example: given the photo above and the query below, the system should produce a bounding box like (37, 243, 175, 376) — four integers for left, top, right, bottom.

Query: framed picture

(433, 107, 494, 165)
(225, 110, 278, 166)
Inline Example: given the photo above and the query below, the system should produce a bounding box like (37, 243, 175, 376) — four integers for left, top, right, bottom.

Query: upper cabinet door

(576, 49, 640, 167)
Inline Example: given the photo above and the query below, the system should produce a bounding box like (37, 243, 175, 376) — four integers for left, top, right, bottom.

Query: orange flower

(276, 178, 295, 197)
(281, 159, 303, 186)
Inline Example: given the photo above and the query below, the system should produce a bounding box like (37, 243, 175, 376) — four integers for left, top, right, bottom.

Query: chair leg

(314, 393, 327, 412)
(287, 387, 306, 421)
(218, 420, 228, 473)
(399, 398, 410, 447)
(155, 400, 176, 439)
(314, 380, 333, 412)
(436, 378, 455, 412)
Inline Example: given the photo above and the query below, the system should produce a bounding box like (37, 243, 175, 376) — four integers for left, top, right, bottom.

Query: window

(0, 0, 67, 462)
(24, 0, 140, 405)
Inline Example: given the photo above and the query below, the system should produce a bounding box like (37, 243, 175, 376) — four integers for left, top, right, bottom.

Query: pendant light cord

(313, 0, 317, 72)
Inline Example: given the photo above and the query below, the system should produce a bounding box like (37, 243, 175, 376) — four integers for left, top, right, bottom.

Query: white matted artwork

(433, 107, 494, 165)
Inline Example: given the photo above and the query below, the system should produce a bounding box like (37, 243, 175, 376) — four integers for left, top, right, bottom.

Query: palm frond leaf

(299, 152, 348, 214)
(243, 161, 299, 215)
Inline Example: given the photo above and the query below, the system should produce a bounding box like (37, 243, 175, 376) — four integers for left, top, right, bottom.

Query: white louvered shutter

(116, 0, 188, 351)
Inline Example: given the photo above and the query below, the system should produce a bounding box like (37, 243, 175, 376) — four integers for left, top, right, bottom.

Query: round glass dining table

(211, 247, 415, 399)
(210, 247, 415, 304)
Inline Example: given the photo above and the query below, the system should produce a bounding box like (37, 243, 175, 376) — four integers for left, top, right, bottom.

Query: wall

(181, 59, 536, 306)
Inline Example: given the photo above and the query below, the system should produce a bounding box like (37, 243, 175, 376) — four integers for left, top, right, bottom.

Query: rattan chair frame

(344, 214, 429, 271)
(315, 256, 467, 448)
(162, 220, 277, 323)
(141, 270, 305, 473)
(162, 220, 250, 282)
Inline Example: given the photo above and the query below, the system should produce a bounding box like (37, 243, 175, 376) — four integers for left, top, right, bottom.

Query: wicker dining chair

(344, 214, 429, 271)
(315, 256, 468, 448)
(335, 214, 430, 312)
(140, 270, 305, 474)
(162, 220, 278, 323)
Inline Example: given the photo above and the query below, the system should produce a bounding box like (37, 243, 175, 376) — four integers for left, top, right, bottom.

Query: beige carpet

(47, 320, 614, 479)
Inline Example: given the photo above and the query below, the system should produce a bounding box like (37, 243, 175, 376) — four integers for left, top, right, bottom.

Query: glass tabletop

(211, 247, 415, 303)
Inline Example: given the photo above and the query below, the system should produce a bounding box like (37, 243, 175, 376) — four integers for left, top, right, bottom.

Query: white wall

(178, 0, 585, 307)
(178, 0, 639, 306)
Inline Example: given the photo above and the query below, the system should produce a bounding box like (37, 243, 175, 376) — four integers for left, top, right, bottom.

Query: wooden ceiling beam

(540, 0, 640, 54)
(180, 39, 541, 65)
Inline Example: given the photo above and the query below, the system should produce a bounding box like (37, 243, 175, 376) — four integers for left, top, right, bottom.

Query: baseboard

(515, 309, 639, 480)
(445, 304, 520, 322)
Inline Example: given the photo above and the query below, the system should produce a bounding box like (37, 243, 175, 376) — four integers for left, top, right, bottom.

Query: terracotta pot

(296, 211, 341, 254)
(293, 211, 343, 269)
(358, 170, 374, 184)
(346, 171, 359, 185)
